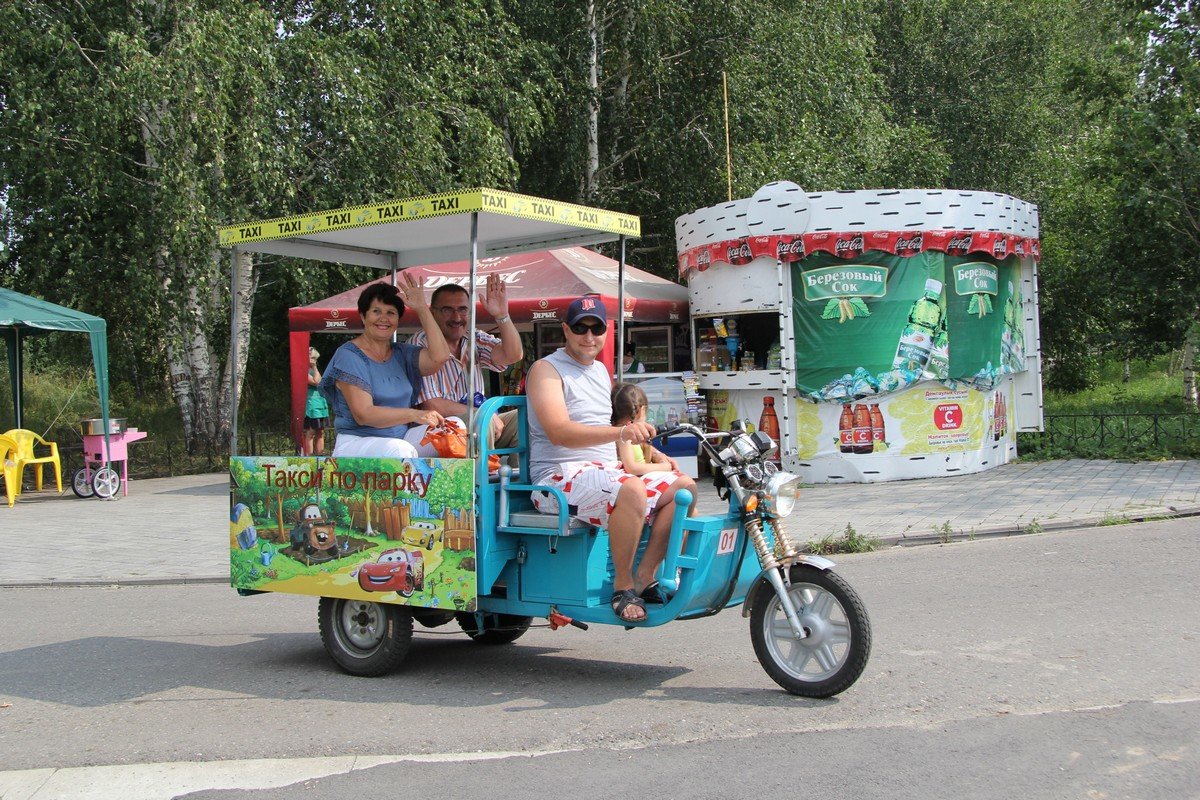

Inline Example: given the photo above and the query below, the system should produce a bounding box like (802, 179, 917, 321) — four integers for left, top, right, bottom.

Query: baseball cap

(565, 295, 607, 326)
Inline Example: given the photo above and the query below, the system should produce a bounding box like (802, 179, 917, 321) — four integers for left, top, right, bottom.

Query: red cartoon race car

(357, 548, 425, 597)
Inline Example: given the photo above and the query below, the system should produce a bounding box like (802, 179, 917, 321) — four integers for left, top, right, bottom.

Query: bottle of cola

(852, 404, 873, 454)
(759, 396, 780, 464)
(839, 405, 855, 454)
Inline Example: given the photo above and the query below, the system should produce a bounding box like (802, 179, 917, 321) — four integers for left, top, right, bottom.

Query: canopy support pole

(616, 236, 626, 378)
(12, 327, 22, 429)
(466, 211, 479, 458)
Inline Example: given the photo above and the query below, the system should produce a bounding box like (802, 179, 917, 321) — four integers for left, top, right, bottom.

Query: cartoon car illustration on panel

(290, 503, 339, 556)
(400, 519, 442, 551)
(357, 548, 425, 596)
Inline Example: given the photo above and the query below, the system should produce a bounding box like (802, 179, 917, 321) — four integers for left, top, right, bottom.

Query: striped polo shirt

(410, 329, 505, 405)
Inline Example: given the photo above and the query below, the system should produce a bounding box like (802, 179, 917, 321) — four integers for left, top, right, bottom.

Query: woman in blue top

(321, 274, 451, 458)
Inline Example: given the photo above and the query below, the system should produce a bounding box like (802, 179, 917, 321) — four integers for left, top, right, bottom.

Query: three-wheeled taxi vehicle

(220, 189, 870, 697)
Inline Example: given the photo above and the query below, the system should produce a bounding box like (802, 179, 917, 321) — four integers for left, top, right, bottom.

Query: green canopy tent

(0, 287, 111, 443)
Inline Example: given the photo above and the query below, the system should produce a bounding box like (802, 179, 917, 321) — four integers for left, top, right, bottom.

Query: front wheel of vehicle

(749, 564, 871, 698)
(318, 597, 413, 676)
(456, 612, 532, 645)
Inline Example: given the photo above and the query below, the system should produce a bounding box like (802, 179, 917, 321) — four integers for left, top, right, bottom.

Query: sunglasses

(568, 321, 607, 336)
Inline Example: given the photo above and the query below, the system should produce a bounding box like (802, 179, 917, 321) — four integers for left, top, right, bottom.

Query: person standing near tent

(320, 276, 451, 458)
(407, 274, 523, 455)
(303, 347, 330, 456)
(621, 343, 645, 375)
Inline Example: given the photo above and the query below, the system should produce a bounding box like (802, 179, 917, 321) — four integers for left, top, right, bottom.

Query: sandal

(638, 580, 665, 605)
(611, 588, 647, 623)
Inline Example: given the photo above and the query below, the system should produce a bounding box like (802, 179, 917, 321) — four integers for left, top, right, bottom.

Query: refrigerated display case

(627, 325, 672, 372)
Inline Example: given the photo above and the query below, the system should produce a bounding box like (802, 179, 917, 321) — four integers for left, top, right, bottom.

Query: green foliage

(806, 522, 879, 555)
(3, 0, 1194, 435)
(1018, 353, 1200, 460)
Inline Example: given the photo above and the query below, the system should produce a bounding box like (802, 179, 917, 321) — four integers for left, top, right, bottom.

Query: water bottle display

(892, 279, 944, 372)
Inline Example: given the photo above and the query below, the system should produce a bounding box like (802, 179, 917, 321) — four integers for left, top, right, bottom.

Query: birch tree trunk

(584, 0, 601, 201)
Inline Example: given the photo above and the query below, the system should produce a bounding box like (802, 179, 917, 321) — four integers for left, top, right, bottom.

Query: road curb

(887, 504, 1200, 547)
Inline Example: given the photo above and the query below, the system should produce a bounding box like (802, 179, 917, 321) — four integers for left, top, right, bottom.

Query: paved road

(0, 517, 1196, 799)
(2, 459, 1198, 586)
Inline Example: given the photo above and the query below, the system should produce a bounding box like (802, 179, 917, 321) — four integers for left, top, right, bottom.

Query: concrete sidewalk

(1, 459, 1198, 588)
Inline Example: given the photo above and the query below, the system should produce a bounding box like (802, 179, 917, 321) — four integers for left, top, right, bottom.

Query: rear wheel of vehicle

(750, 564, 871, 698)
(318, 597, 413, 676)
(456, 612, 532, 645)
(92, 467, 120, 499)
(72, 468, 95, 498)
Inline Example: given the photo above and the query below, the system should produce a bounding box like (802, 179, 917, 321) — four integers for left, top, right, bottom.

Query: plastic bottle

(852, 404, 874, 454)
(839, 405, 855, 453)
(767, 342, 782, 370)
(928, 323, 950, 380)
(892, 279, 944, 372)
(869, 403, 885, 451)
(758, 396, 780, 463)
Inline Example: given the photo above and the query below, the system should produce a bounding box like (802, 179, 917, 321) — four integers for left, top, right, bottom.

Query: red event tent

(286, 246, 689, 445)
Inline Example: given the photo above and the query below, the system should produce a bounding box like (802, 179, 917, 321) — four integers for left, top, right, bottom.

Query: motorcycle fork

(744, 515, 808, 640)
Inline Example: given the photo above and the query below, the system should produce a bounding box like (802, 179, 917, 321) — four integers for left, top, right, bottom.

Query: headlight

(763, 472, 802, 517)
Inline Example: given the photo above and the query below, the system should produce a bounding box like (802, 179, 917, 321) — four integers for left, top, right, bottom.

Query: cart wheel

(72, 468, 95, 498)
(92, 467, 121, 499)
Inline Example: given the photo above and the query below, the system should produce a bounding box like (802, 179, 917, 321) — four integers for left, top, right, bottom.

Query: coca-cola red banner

(678, 230, 1041, 276)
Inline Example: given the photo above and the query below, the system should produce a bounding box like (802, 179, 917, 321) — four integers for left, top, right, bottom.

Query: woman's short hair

(357, 282, 405, 318)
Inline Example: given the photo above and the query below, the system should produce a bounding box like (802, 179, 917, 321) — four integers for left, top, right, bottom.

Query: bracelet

(618, 424, 629, 443)
(495, 314, 511, 325)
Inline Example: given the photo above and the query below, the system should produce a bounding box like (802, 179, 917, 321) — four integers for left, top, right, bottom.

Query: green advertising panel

(792, 251, 946, 401)
(944, 255, 1025, 386)
(792, 252, 1028, 401)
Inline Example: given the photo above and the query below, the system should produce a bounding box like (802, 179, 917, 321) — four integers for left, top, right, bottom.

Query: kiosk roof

(218, 188, 640, 270)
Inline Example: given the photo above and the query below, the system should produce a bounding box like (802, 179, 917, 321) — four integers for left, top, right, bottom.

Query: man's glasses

(568, 321, 607, 336)
(435, 306, 470, 316)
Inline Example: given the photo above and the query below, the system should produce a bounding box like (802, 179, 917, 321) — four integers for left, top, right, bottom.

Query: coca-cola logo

(896, 234, 923, 254)
(834, 235, 864, 257)
(1013, 240, 1026, 257)
(727, 240, 753, 265)
(775, 236, 805, 262)
(1030, 240, 1041, 258)
(992, 237, 1008, 257)
(947, 235, 972, 253)
(697, 248, 711, 269)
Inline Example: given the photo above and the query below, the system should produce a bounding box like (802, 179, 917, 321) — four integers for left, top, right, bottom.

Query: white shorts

(331, 433, 418, 459)
(532, 461, 686, 527)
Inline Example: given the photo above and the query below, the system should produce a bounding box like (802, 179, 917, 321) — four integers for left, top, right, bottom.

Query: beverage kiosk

(675, 181, 1043, 483)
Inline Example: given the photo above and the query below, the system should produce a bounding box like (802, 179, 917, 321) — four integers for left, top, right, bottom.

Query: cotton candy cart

(72, 418, 148, 499)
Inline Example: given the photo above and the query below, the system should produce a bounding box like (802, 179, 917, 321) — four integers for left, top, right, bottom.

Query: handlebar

(654, 423, 729, 461)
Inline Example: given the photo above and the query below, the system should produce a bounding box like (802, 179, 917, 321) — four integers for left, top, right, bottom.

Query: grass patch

(805, 523, 879, 555)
